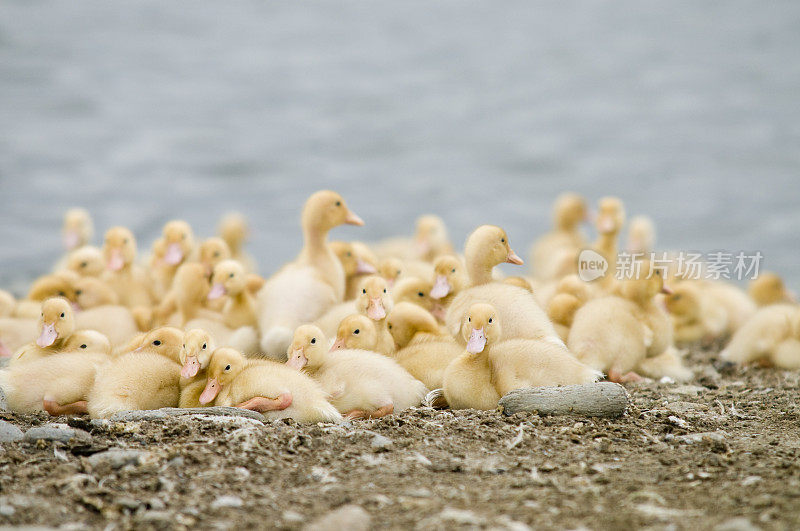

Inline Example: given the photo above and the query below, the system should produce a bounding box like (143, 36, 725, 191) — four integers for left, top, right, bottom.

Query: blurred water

(0, 0, 798, 295)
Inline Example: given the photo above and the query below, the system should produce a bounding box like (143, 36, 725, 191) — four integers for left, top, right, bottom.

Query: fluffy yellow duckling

(568, 263, 690, 382)
(547, 293, 583, 343)
(155, 262, 213, 326)
(663, 282, 728, 344)
(429, 255, 468, 318)
(61, 208, 94, 252)
(372, 214, 453, 262)
(387, 302, 462, 390)
(698, 280, 756, 332)
(178, 329, 215, 408)
(207, 260, 258, 329)
(749, 272, 795, 307)
(218, 212, 258, 273)
(150, 220, 197, 299)
(87, 327, 184, 418)
(720, 304, 800, 368)
(65, 246, 106, 278)
(392, 277, 442, 320)
(330, 314, 380, 351)
(377, 257, 404, 289)
(529, 193, 588, 281)
(18, 271, 79, 318)
(102, 226, 154, 308)
(0, 292, 38, 357)
(199, 347, 342, 423)
(0, 330, 111, 415)
(330, 241, 378, 302)
(257, 191, 364, 359)
(11, 298, 76, 366)
(286, 325, 427, 419)
(197, 237, 231, 277)
(626, 215, 656, 255)
(591, 197, 625, 290)
(324, 276, 395, 355)
(72, 277, 143, 347)
(445, 225, 560, 345)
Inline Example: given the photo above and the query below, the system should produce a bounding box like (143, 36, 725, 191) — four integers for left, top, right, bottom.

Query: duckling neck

(467, 262, 495, 287)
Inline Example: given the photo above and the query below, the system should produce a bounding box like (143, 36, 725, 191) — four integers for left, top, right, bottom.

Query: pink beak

(208, 283, 227, 300)
(163, 243, 184, 265)
(286, 348, 308, 370)
(329, 338, 346, 352)
(63, 231, 80, 251)
(466, 327, 486, 354)
(506, 249, 524, 266)
(661, 285, 674, 295)
(37, 323, 58, 348)
(181, 356, 201, 378)
(366, 298, 386, 320)
(355, 260, 377, 275)
(430, 275, 451, 299)
(199, 378, 220, 404)
(107, 249, 124, 271)
(345, 211, 364, 226)
(0, 340, 11, 358)
(431, 303, 447, 322)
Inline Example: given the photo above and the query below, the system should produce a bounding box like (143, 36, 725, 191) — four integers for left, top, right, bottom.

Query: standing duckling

(529, 193, 588, 282)
(591, 197, 626, 290)
(257, 191, 364, 359)
(626, 215, 656, 255)
(207, 260, 257, 329)
(199, 347, 341, 423)
(53, 208, 94, 272)
(102, 227, 154, 308)
(286, 325, 427, 419)
(178, 329, 215, 408)
(150, 220, 197, 300)
(429, 255, 468, 321)
(11, 298, 76, 366)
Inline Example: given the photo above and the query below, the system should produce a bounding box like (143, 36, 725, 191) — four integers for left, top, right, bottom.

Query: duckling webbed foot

(345, 404, 394, 420)
(43, 398, 88, 416)
(237, 392, 293, 412)
(607, 370, 644, 383)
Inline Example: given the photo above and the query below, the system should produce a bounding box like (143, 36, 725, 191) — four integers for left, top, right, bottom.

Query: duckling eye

(58, 291, 66, 297)
(335, 201, 341, 207)
(214, 252, 220, 257)
(80, 262, 88, 268)
(225, 364, 231, 371)
(362, 288, 367, 294)
(153, 340, 162, 346)
(229, 273, 235, 278)
(123, 238, 129, 244)
(387, 324, 392, 329)
(501, 238, 505, 243)
(417, 292, 424, 297)
(310, 338, 316, 344)
(202, 343, 207, 350)
(60, 312, 65, 318)
(347, 252, 352, 257)
(488, 318, 493, 324)
(383, 289, 387, 293)
(354, 329, 360, 335)
(80, 344, 87, 349)
(396, 270, 401, 275)
(451, 269, 456, 273)
(183, 344, 186, 348)
(75, 290, 82, 296)
(468, 317, 471, 322)
(673, 294, 682, 301)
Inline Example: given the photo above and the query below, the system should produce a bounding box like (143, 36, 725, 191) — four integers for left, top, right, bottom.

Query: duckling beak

(366, 298, 386, 320)
(37, 323, 58, 348)
(107, 249, 125, 271)
(430, 275, 451, 299)
(163, 243, 184, 265)
(181, 356, 201, 378)
(63, 231, 81, 251)
(286, 348, 308, 370)
(208, 283, 227, 300)
(597, 217, 615, 234)
(661, 285, 674, 295)
(329, 338, 346, 352)
(506, 249, 524, 266)
(355, 260, 377, 274)
(466, 327, 487, 354)
(199, 378, 221, 404)
(345, 211, 364, 226)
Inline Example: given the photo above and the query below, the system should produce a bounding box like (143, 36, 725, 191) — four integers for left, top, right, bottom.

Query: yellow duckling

(529, 193, 588, 281)
(207, 260, 257, 329)
(199, 347, 341, 423)
(286, 325, 427, 419)
(14, 271, 79, 318)
(197, 237, 231, 277)
(663, 282, 728, 344)
(11, 298, 76, 366)
(698, 280, 756, 332)
(322, 276, 394, 355)
(626, 215, 656, 255)
(377, 257, 404, 289)
(102, 226, 154, 307)
(429, 255, 468, 320)
(65, 246, 106, 278)
(720, 304, 800, 368)
(547, 293, 583, 343)
(218, 212, 258, 273)
(0, 330, 111, 415)
(372, 214, 453, 262)
(149, 220, 197, 298)
(330, 314, 380, 351)
(749, 272, 795, 307)
(0, 292, 38, 357)
(155, 262, 214, 326)
(73, 277, 142, 347)
(87, 327, 184, 418)
(387, 302, 462, 390)
(61, 208, 94, 252)
(392, 276, 442, 321)
(178, 329, 215, 408)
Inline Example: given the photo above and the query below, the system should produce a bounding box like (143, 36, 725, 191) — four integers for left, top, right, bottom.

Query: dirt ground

(1, 345, 799, 530)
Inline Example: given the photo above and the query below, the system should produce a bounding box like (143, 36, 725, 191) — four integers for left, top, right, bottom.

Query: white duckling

(749, 272, 795, 307)
(445, 225, 560, 345)
(218, 212, 258, 273)
(87, 327, 184, 418)
(102, 226, 154, 308)
(720, 304, 799, 368)
(199, 347, 341, 423)
(257, 190, 364, 359)
(286, 325, 427, 419)
(10, 298, 77, 366)
(0, 330, 111, 415)
(529, 193, 588, 281)
(387, 302, 462, 390)
(178, 329, 215, 408)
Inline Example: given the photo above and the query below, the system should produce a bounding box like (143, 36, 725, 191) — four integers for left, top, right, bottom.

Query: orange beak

(345, 210, 364, 226)
(506, 249, 524, 266)
(329, 337, 346, 352)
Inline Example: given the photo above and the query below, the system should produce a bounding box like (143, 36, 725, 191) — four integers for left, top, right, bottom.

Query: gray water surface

(1, 1, 798, 294)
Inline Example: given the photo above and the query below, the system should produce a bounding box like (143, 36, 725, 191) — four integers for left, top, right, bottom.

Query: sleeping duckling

(749, 272, 795, 307)
(218, 212, 258, 273)
(529, 193, 588, 281)
(208, 260, 257, 329)
(178, 329, 215, 408)
(286, 325, 427, 419)
(720, 304, 800, 368)
(200, 347, 341, 423)
(102, 226, 154, 307)
(65, 246, 106, 278)
(257, 190, 364, 359)
(663, 282, 728, 344)
(11, 298, 76, 366)
(87, 327, 184, 418)
(387, 302, 462, 390)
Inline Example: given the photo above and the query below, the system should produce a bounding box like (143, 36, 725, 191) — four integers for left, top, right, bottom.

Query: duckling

(155, 262, 214, 326)
(568, 262, 689, 382)
(377, 257, 404, 289)
(445, 225, 560, 345)
(150, 220, 197, 299)
(64, 246, 106, 278)
(87, 327, 184, 418)
(392, 276, 441, 319)
(0, 315, 38, 358)
(61, 208, 94, 252)
(73, 277, 141, 347)
(178, 329, 215, 408)
(663, 282, 728, 344)
(699, 280, 756, 331)
(529, 193, 588, 281)
(23, 271, 78, 311)
(330, 241, 378, 301)
(547, 293, 582, 343)
(10, 298, 76, 366)
(720, 304, 799, 367)
(626, 215, 656, 255)
(749, 272, 795, 307)
(0, 330, 111, 415)
(387, 302, 462, 389)
(102, 226, 154, 308)
(373, 214, 453, 262)
(257, 190, 364, 359)
(461, 303, 601, 397)
(197, 237, 232, 277)
(218, 212, 258, 273)
(429, 255, 469, 318)
(200, 347, 341, 422)
(592, 197, 626, 283)
(286, 325, 426, 419)
(208, 260, 257, 329)
(330, 314, 380, 351)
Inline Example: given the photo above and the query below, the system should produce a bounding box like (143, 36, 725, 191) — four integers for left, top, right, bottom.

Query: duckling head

(415, 214, 449, 258)
(330, 242, 359, 276)
(553, 193, 588, 231)
(620, 261, 671, 304)
(462, 303, 502, 354)
(37, 297, 75, 348)
(431, 255, 466, 300)
(664, 283, 701, 320)
(63, 330, 111, 355)
(28, 274, 77, 304)
(198, 237, 231, 276)
(103, 227, 137, 272)
(208, 260, 246, 301)
(377, 258, 404, 288)
(355, 275, 392, 321)
(595, 197, 626, 235)
(626, 215, 656, 254)
(200, 347, 246, 405)
(749, 272, 794, 306)
(465, 225, 524, 271)
(386, 302, 439, 350)
(66, 246, 105, 277)
(62, 208, 93, 251)
(302, 190, 364, 234)
(180, 329, 215, 378)
(161, 220, 195, 266)
(331, 314, 378, 351)
(74, 277, 118, 309)
(218, 212, 249, 253)
(547, 293, 582, 327)
(130, 326, 184, 362)
(287, 324, 331, 371)
(392, 276, 440, 316)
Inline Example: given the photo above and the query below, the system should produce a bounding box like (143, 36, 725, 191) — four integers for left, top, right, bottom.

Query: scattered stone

(437, 507, 485, 526)
(311, 466, 337, 483)
(669, 385, 706, 397)
(0, 503, 14, 516)
(742, 476, 762, 487)
(714, 517, 761, 531)
(371, 434, 394, 452)
(676, 431, 727, 445)
(500, 383, 630, 418)
(0, 420, 23, 443)
(87, 448, 152, 469)
(667, 416, 688, 428)
(211, 495, 244, 509)
(23, 423, 92, 445)
(303, 504, 370, 531)
(283, 510, 305, 523)
(0, 383, 7, 410)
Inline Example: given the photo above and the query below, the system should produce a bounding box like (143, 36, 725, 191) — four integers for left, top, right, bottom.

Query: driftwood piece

(109, 406, 265, 422)
(499, 383, 630, 418)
